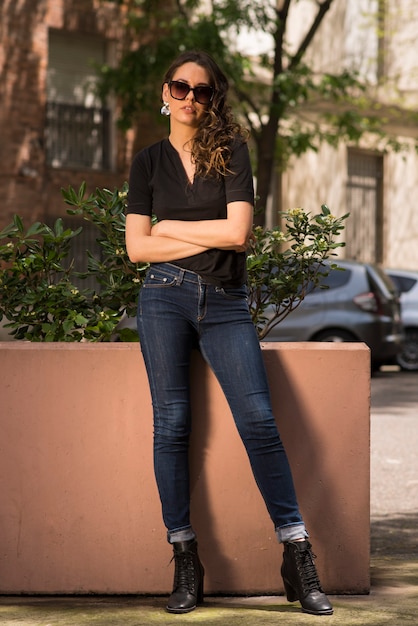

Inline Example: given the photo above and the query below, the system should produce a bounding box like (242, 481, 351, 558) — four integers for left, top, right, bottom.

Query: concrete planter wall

(0, 342, 370, 595)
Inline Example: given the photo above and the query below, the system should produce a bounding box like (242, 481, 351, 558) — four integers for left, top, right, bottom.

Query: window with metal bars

(346, 149, 384, 263)
(45, 29, 111, 171)
(46, 102, 110, 170)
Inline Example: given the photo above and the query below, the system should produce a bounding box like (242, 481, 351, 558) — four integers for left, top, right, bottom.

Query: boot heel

(283, 577, 298, 602)
(197, 576, 204, 604)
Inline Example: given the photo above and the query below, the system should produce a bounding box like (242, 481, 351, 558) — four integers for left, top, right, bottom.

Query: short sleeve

(224, 141, 255, 205)
(126, 149, 153, 216)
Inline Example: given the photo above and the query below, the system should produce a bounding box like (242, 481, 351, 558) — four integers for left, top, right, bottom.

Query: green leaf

(26, 222, 44, 236)
(14, 215, 24, 233)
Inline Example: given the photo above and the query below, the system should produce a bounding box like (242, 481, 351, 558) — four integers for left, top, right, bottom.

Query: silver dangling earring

(160, 101, 170, 116)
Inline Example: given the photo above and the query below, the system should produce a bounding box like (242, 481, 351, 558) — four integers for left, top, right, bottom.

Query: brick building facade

(0, 0, 161, 232)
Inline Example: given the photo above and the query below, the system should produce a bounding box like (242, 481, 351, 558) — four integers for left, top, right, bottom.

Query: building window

(46, 30, 111, 170)
(346, 149, 384, 263)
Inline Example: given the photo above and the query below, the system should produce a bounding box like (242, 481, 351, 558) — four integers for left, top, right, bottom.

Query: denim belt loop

(176, 268, 185, 285)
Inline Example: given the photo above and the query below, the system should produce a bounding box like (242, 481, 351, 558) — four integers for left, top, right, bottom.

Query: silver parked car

(264, 259, 404, 371)
(385, 269, 418, 371)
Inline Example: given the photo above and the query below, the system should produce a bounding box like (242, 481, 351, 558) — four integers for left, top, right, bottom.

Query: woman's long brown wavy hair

(163, 50, 248, 178)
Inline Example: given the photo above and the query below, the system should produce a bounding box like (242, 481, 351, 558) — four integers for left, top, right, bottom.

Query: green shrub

(0, 183, 347, 341)
(248, 206, 348, 339)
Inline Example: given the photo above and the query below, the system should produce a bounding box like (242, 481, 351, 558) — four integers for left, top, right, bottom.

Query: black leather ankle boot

(166, 539, 205, 614)
(281, 540, 333, 615)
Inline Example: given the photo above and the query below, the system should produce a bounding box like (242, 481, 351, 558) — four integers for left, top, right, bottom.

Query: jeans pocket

(143, 269, 178, 288)
(215, 285, 248, 301)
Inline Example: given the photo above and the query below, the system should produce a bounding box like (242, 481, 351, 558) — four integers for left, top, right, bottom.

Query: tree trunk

(253, 0, 335, 227)
(254, 118, 280, 227)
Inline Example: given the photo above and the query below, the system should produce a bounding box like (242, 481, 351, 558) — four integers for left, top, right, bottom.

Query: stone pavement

(0, 550, 417, 626)
(1, 367, 417, 625)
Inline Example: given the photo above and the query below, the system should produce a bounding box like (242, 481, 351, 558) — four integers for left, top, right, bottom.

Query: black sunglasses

(168, 80, 215, 105)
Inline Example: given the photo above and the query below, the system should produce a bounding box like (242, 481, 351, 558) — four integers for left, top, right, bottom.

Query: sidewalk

(1, 517, 416, 626)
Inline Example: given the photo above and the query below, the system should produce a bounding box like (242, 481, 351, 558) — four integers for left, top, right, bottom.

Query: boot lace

(295, 545, 322, 595)
(171, 550, 196, 593)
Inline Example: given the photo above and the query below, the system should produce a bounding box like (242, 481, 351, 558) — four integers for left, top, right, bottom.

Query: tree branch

(274, 0, 291, 78)
(289, 0, 335, 70)
(233, 86, 263, 133)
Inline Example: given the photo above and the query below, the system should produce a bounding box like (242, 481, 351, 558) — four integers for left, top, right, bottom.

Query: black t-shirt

(126, 137, 254, 287)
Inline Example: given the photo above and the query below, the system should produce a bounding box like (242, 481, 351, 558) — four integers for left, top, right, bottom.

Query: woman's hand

(232, 231, 256, 252)
(151, 221, 168, 238)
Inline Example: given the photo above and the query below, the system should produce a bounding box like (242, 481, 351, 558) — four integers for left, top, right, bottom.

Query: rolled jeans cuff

(276, 523, 308, 543)
(167, 526, 196, 544)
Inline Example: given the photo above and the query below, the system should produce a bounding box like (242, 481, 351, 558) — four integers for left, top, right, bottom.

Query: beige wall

(385, 145, 418, 269)
(0, 342, 370, 595)
(282, 0, 418, 270)
(283, 137, 418, 270)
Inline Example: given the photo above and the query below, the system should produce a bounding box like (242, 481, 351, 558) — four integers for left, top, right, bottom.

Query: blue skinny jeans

(137, 263, 306, 543)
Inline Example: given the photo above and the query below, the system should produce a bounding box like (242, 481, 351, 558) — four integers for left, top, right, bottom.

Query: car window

(320, 268, 351, 289)
(293, 264, 351, 296)
(387, 274, 416, 294)
(369, 265, 398, 297)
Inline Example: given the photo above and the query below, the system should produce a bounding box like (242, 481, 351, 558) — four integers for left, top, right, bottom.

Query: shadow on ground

(371, 511, 418, 558)
(0, 512, 417, 626)
(371, 511, 418, 591)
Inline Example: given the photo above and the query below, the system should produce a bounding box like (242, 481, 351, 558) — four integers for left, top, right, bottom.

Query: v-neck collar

(166, 138, 196, 186)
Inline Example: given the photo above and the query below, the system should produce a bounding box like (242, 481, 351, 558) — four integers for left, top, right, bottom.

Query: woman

(125, 50, 333, 617)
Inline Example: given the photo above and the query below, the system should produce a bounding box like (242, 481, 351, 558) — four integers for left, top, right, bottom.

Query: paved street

(371, 367, 418, 518)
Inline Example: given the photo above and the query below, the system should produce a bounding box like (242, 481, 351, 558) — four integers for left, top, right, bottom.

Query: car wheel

(313, 329, 357, 343)
(396, 328, 418, 371)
